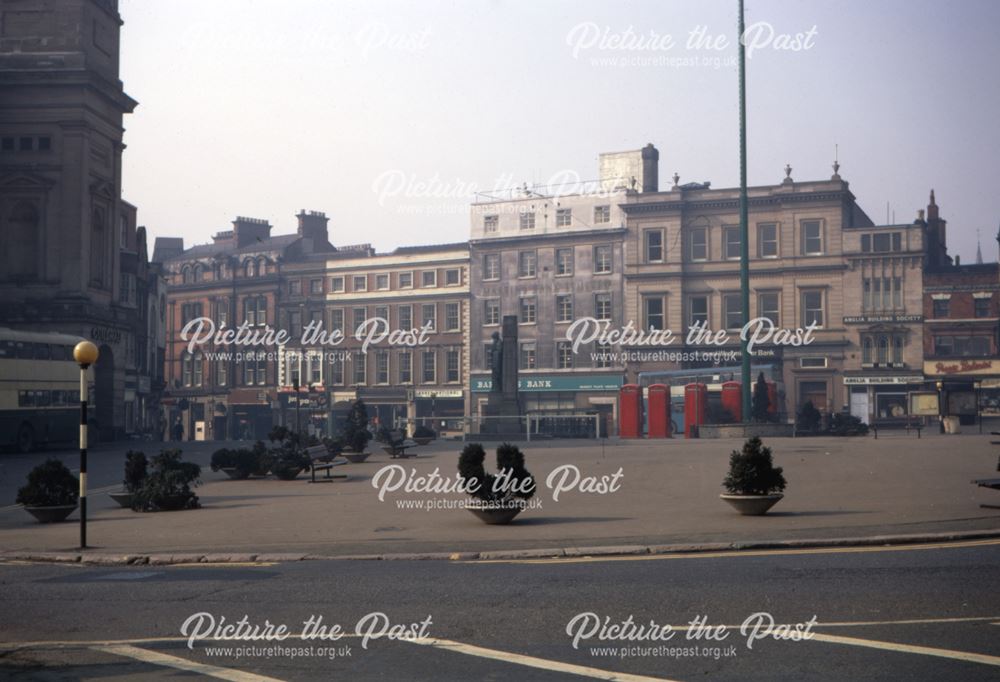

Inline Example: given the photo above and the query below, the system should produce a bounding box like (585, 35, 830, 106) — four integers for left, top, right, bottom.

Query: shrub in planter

(321, 437, 344, 459)
(827, 412, 869, 437)
(270, 445, 311, 480)
(721, 437, 786, 515)
(413, 424, 436, 440)
(375, 425, 393, 444)
(210, 447, 258, 479)
(343, 399, 372, 453)
(17, 459, 79, 520)
(796, 400, 822, 434)
(123, 450, 148, 493)
(132, 449, 201, 512)
(458, 442, 536, 513)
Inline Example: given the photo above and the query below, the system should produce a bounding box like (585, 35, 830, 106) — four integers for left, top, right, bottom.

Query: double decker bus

(0, 328, 91, 452)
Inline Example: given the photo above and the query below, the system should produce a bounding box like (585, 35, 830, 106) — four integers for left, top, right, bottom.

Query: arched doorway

(95, 344, 114, 441)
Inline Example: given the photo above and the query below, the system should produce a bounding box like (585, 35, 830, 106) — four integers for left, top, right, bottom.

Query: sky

(119, 0, 1000, 262)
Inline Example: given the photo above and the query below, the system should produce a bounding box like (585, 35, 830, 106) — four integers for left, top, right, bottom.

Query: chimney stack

(296, 210, 331, 250)
(641, 143, 659, 193)
(232, 216, 271, 248)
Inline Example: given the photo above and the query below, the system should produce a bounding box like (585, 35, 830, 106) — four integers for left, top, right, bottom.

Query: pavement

(1, 433, 999, 563)
(1, 540, 998, 681)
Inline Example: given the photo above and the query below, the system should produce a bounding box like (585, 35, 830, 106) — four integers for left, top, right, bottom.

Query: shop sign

(843, 315, 923, 324)
(90, 326, 123, 344)
(843, 376, 922, 385)
(471, 374, 624, 393)
(414, 389, 463, 399)
(924, 359, 1000, 376)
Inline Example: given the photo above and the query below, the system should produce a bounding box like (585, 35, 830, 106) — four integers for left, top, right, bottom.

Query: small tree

(17, 459, 79, 507)
(343, 399, 372, 453)
(132, 449, 201, 511)
(458, 442, 535, 503)
(797, 400, 822, 433)
(751, 372, 771, 423)
(123, 450, 149, 493)
(722, 437, 787, 496)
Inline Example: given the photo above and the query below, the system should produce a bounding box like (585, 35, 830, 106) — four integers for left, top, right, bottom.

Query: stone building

(621, 163, 889, 420)
(466, 147, 660, 433)
(279, 242, 470, 436)
(0, 0, 161, 440)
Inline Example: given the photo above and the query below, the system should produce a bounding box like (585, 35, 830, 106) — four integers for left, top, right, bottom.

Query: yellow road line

(94, 644, 287, 681)
(809, 632, 1000, 667)
(472, 538, 1000, 565)
(407, 636, 675, 682)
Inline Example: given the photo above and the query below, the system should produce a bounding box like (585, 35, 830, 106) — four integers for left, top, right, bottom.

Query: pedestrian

(173, 418, 183, 442)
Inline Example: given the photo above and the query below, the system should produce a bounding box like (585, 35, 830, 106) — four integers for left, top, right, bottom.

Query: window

(375, 351, 389, 384)
(556, 341, 573, 369)
(422, 303, 436, 331)
(19, 136, 32, 151)
(376, 274, 390, 290)
(374, 305, 388, 322)
(519, 343, 536, 370)
(445, 269, 460, 286)
(308, 352, 322, 385)
(216, 300, 229, 327)
(933, 335, 991, 357)
(243, 297, 265, 326)
(862, 232, 902, 253)
(353, 307, 367, 331)
(556, 248, 573, 276)
(689, 295, 709, 327)
(422, 350, 436, 383)
(0, 137, 13, 151)
(723, 293, 743, 330)
(330, 276, 344, 292)
(181, 302, 203, 325)
(861, 234, 870, 253)
(873, 233, 891, 252)
(975, 297, 991, 318)
(645, 230, 664, 262)
(398, 351, 412, 383)
(289, 310, 302, 337)
(893, 232, 902, 251)
(644, 296, 664, 330)
(799, 380, 828, 412)
(309, 309, 323, 330)
(398, 272, 413, 288)
(39, 136, 51, 152)
(120, 215, 128, 248)
(723, 227, 741, 260)
(422, 271, 437, 287)
(330, 308, 344, 333)
(445, 302, 460, 331)
(483, 254, 500, 280)
(353, 352, 366, 385)
(594, 245, 612, 274)
(310, 279, 323, 295)
(182, 351, 193, 387)
(594, 342, 613, 368)
(399, 304, 412, 330)
(484, 214, 499, 233)
(802, 290, 824, 327)
(556, 295, 573, 322)
(216, 358, 228, 386)
(244, 352, 266, 386)
(758, 223, 778, 258)
(801, 220, 823, 255)
(691, 228, 708, 261)
(289, 280, 301, 295)
(446, 349, 460, 383)
(518, 250, 537, 277)
(758, 292, 779, 326)
(800, 357, 827, 369)
(484, 299, 500, 325)
(519, 212, 535, 230)
(520, 297, 536, 324)
(556, 208, 572, 227)
(353, 275, 367, 292)
(330, 354, 344, 385)
(933, 299, 950, 318)
(594, 205, 610, 223)
(595, 293, 612, 321)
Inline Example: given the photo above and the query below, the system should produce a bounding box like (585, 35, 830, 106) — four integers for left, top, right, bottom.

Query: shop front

(228, 388, 275, 441)
(924, 359, 1000, 426)
(279, 388, 331, 438)
(843, 373, 925, 425)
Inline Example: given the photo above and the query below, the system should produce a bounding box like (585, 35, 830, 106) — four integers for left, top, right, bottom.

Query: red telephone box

(684, 383, 707, 438)
(721, 381, 742, 423)
(767, 381, 779, 417)
(647, 384, 671, 438)
(619, 384, 642, 438)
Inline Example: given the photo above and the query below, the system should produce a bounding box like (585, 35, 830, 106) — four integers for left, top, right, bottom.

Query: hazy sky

(120, 0, 1000, 262)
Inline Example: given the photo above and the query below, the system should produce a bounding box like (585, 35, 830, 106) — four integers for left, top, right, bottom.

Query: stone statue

(489, 331, 503, 391)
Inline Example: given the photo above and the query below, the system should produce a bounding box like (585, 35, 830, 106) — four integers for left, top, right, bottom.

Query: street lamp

(73, 340, 99, 550)
(293, 376, 301, 437)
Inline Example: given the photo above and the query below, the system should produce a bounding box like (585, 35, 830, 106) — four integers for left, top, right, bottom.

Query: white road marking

(809, 632, 1000, 667)
(93, 644, 287, 682)
(407, 636, 676, 681)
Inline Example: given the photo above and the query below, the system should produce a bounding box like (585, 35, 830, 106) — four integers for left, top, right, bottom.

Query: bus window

(36, 344, 52, 360)
(15, 342, 32, 359)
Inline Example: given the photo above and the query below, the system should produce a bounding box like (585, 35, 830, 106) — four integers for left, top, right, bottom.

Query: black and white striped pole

(73, 341, 99, 550)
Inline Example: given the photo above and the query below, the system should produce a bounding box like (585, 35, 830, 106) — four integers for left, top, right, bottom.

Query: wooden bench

(304, 445, 348, 483)
(382, 439, 418, 459)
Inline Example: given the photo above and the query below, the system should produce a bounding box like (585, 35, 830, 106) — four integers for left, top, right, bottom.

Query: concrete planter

(720, 493, 783, 516)
(413, 437, 433, 446)
(343, 452, 370, 463)
(108, 491, 135, 508)
(24, 504, 77, 523)
(465, 500, 525, 525)
(221, 467, 251, 480)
